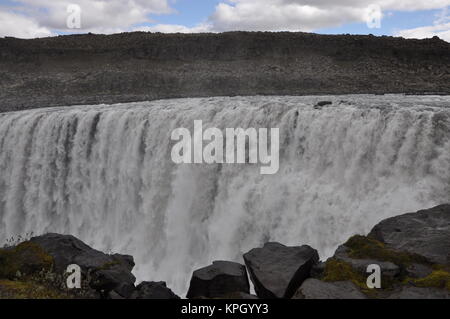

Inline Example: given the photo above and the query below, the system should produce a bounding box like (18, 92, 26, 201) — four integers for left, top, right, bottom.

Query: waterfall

(0, 95, 449, 295)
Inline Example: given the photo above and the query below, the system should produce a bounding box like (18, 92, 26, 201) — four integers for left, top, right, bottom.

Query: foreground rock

(187, 261, 250, 299)
(315, 205, 450, 299)
(244, 243, 319, 299)
(1, 204, 449, 299)
(0, 239, 79, 298)
(131, 282, 180, 299)
(293, 279, 367, 299)
(368, 204, 450, 264)
(30, 233, 136, 298)
(0, 233, 179, 299)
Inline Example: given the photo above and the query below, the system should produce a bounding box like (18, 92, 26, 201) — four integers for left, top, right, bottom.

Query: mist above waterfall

(0, 95, 449, 295)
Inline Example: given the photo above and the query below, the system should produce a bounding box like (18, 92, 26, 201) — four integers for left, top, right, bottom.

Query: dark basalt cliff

(1, 31, 450, 112)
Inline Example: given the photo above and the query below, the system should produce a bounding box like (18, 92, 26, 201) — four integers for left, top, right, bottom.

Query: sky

(0, 0, 449, 42)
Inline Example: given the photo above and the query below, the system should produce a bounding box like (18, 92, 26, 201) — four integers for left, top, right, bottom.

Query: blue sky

(151, 0, 222, 27)
(0, 0, 449, 41)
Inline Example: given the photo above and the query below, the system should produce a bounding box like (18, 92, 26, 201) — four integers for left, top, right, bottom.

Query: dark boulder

(112, 254, 135, 272)
(310, 262, 326, 277)
(89, 267, 136, 298)
(30, 233, 116, 272)
(131, 282, 180, 299)
(243, 242, 319, 299)
(186, 261, 250, 299)
(315, 101, 333, 108)
(30, 233, 136, 297)
(293, 279, 367, 299)
(368, 204, 450, 264)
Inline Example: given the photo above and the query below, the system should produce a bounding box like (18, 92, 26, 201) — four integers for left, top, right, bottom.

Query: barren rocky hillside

(1, 31, 449, 112)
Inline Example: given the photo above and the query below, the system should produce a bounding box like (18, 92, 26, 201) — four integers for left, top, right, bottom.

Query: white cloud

(396, 7, 450, 41)
(396, 23, 450, 41)
(208, 0, 450, 32)
(0, 0, 173, 37)
(0, 11, 54, 38)
(134, 23, 212, 34)
(210, 1, 363, 32)
(1, 0, 450, 38)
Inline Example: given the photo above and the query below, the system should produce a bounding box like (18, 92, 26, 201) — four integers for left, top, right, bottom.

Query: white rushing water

(0, 95, 449, 294)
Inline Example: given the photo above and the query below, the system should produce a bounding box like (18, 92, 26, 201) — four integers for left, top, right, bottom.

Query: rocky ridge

(0, 204, 449, 299)
(1, 32, 450, 113)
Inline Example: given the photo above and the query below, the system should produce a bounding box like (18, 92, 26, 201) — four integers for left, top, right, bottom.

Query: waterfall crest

(0, 95, 449, 294)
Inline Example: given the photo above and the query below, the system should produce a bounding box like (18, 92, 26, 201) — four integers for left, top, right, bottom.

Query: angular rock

(243, 242, 319, 299)
(131, 282, 180, 299)
(112, 254, 135, 272)
(315, 101, 333, 108)
(186, 261, 250, 299)
(293, 279, 367, 299)
(387, 286, 450, 299)
(310, 262, 326, 277)
(318, 101, 332, 106)
(30, 233, 136, 297)
(368, 204, 450, 264)
(90, 267, 136, 298)
(30, 234, 112, 271)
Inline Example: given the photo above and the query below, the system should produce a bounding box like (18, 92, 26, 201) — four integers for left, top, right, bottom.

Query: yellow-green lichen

(321, 258, 396, 296)
(321, 258, 369, 290)
(405, 270, 450, 291)
(0, 241, 53, 279)
(344, 235, 429, 267)
(0, 279, 71, 299)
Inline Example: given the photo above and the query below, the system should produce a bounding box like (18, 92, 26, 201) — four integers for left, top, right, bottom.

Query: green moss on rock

(0, 241, 54, 279)
(0, 279, 72, 299)
(406, 270, 450, 290)
(321, 258, 388, 298)
(320, 235, 442, 297)
(321, 259, 367, 288)
(344, 235, 429, 267)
